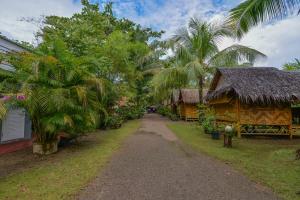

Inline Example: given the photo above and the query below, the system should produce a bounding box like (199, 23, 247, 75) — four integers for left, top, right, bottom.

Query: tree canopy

(0, 0, 164, 146)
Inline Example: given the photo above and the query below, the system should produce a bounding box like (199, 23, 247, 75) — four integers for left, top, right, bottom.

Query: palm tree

(0, 38, 105, 151)
(153, 18, 266, 103)
(228, 0, 300, 38)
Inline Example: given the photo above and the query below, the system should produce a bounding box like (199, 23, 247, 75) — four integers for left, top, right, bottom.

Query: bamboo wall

(213, 102, 237, 123)
(240, 103, 291, 126)
(210, 96, 292, 137)
(211, 97, 291, 126)
(179, 103, 199, 120)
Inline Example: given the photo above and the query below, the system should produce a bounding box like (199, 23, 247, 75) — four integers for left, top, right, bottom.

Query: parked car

(147, 106, 157, 113)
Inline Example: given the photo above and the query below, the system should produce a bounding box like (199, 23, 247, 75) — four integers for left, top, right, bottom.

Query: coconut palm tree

(228, 0, 300, 38)
(153, 18, 266, 103)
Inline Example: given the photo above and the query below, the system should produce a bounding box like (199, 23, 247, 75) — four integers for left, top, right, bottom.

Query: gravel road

(76, 114, 279, 200)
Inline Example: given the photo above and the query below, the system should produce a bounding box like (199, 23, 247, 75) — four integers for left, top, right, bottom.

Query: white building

(0, 35, 27, 71)
(0, 35, 32, 154)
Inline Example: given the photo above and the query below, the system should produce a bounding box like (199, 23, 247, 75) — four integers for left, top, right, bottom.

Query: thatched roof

(206, 67, 300, 104)
(179, 89, 199, 104)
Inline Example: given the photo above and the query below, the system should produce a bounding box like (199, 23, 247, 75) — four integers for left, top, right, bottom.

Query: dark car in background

(147, 106, 157, 113)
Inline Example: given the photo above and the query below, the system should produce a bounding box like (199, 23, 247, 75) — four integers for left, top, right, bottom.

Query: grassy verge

(0, 120, 140, 200)
(168, 122, 300, 200)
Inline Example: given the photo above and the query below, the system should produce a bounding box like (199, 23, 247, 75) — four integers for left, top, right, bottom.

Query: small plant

(106, 114, 123, 129)
(201, 107, 216, 134)
(116, 105, 145, 121)
(157, 105, 171, 116)
(168, 113, 179, 121)
(157, 105, 179, 121)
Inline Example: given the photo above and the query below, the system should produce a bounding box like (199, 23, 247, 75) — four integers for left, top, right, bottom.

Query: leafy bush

(105, 114, 123, 129)
(116, 105, 145, 121)
(157, 106, 171, 116)
(168, 113, 179, 121)
(103, 104, 144, 129)
(201, 107, 216, 134)
(157, 105, 179, 121)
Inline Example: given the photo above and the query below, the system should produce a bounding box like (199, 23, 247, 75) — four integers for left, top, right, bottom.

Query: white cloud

(0, 0, 82, 43)
(1, 0, 299, 67)
(113, 0, 239, 40)
(219, 15, 300, 68)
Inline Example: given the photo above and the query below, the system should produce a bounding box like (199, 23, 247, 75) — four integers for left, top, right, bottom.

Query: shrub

(157, 106, 171, 116)
(201, 107, 216, 134)
(105, 114, 123, 129)
(116, 105, 145, 121)
(168, 113, 179, 121)
(157, 105, 179, 121)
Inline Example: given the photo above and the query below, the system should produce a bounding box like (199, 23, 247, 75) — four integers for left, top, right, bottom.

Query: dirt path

(77, 114, 279, 200)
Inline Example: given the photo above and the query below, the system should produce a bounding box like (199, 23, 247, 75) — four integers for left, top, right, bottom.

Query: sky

(0, 0, 299, 68)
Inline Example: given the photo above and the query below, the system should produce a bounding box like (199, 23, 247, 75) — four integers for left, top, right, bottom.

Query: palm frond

(208, 44, 266, 67)
(228, 0, 300, 38)
(152, 65, 188, 99)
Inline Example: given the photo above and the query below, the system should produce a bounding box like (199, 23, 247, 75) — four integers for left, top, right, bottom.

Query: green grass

(0, 120, 140, 200)
(168, 122, 300, 200)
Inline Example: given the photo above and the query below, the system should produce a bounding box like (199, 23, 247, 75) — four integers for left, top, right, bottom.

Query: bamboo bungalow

(206, 67, 300, 139)
(178, 89, 199, 121)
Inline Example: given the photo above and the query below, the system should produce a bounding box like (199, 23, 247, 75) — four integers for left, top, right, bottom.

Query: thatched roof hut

(206, 67, 300, 138)
(178, 89, 199, 121)
(179, 89, 200, 104)
(206, 67, 300, 104)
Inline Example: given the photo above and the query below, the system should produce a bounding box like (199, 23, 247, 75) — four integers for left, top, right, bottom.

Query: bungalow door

(1, 109, 25, 142)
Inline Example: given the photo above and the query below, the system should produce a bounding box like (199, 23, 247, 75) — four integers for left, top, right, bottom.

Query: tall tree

(228, 0, 300, 38)
(153, 18, 266, 103)
(38, 0, 163, 107)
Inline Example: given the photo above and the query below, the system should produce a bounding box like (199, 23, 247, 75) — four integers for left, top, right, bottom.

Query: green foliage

(283, 58, 300, 71)
(116, 105, 145, 121)
(201, 107, 216, 134)
(1, 38, 105, 144)
(228, 0, 300, 38)
(168, 113, 180, 121)
(157, 105, 171, 116)
(0, 1, 163, 146)
(152, 18, 265, 102)
(105, 114, 124, 129)
(157, 105, 179, 121)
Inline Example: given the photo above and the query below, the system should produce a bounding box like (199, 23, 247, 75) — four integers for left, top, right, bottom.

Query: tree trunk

(198, 76, 203, 104)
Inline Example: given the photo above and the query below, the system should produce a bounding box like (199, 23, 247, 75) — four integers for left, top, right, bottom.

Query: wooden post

(289, 125, 293, 140)
(289, 105, 293, 140)
(236, 99, 241, 138)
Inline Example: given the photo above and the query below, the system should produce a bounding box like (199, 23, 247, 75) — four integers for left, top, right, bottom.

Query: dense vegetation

(0, 0, 163, 151)
(151, 18, 265, 103)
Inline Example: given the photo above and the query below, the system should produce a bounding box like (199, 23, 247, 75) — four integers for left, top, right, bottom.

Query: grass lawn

(0, 120, 140, 200)
(168, 122, 300, 200)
